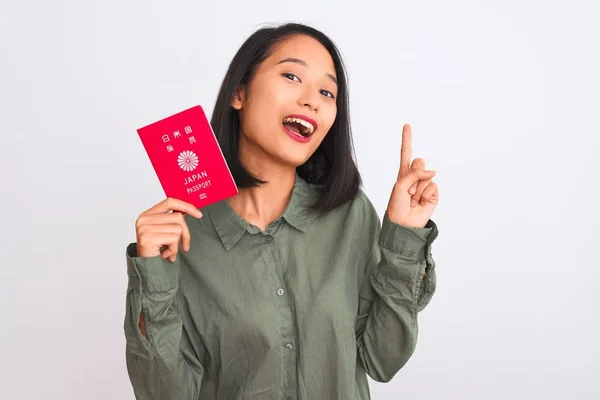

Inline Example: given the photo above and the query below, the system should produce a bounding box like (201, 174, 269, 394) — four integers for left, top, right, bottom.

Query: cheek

(320, 105, 338, 133)
(254, 76, 290, 106)
(247, 88, 287, 125)
(241, 98, 276, 136)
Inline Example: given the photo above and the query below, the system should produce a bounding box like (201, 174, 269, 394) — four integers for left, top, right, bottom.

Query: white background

(1, 0, 599, 399)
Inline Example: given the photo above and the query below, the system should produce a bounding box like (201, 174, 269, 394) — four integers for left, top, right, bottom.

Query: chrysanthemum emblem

(177, 150, 199, 172)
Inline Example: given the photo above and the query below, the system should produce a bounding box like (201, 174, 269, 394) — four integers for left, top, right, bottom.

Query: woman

(124, 22, 439, 400)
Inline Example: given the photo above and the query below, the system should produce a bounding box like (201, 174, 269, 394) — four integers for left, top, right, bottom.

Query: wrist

(385, 209, 426, 229)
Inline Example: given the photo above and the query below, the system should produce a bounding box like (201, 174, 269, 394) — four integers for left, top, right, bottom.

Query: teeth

(283, 117, 315, 135)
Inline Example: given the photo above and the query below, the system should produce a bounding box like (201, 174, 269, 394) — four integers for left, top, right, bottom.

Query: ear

(231, 86, 246, 110)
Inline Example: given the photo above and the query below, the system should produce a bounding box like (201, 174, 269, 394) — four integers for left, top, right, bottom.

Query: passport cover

(136, 105, 238, 209)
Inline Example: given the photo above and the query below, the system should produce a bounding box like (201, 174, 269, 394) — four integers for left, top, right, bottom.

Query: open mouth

(282, 116, 316, 137)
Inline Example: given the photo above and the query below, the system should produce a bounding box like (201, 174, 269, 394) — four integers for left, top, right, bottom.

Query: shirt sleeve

(124, 243, 205, 399)
(355, 206, 439, 383)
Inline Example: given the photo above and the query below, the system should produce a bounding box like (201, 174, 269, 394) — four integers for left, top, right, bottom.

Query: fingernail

(411, 199, 416, 207)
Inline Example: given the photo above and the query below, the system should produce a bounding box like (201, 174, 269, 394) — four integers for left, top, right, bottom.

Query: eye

(320, 90, 335, 99)
(282, 73, 300, 82)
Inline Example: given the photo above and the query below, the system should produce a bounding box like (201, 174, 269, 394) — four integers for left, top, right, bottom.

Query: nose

(297, 87, 319, 112)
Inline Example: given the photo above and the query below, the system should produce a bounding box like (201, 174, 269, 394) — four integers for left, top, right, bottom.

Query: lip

(284, 114, 318, 132)
(283, 124, 312, 143)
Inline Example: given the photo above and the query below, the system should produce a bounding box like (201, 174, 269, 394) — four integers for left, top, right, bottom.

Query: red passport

(136, 105, 238, 209)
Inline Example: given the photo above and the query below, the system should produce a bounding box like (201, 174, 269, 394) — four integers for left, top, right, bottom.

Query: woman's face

(232, 34, 338, 170)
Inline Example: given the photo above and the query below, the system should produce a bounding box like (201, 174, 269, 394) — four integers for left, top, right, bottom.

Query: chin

(280, 154, 313, 168)
(271, 147, 315, 168)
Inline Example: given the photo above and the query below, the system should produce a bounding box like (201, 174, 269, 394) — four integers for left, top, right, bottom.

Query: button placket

(260, 230, 297, 395)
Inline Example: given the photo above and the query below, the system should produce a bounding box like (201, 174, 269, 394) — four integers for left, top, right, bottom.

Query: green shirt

(124, 175, 438, 400)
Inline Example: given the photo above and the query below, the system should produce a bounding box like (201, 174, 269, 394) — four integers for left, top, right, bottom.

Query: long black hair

(210, 22, 361, 214)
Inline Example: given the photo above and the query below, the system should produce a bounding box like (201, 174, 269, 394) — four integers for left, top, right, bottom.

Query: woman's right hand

(135, 197, 203, 263)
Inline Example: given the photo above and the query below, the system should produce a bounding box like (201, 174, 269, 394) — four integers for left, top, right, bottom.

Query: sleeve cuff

(126, 243, 180, 292)
(379, 214, 438, 259)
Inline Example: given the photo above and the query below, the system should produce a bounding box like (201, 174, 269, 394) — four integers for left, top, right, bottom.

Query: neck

(228, 140, 297, 231)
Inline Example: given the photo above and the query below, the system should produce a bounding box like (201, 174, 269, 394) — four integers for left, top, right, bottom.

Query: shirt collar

(208, 174, 314, 250)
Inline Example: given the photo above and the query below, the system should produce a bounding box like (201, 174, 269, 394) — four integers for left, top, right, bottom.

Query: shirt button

(276, 288, 285, 296)
(265, 236, 273, 243)
(285, 343, 294, 351)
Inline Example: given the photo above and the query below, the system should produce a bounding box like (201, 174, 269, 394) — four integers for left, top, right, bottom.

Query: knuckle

(136, 214, 147, 227)
(138, 232, 149, 244)
(137, 224, 147, 236)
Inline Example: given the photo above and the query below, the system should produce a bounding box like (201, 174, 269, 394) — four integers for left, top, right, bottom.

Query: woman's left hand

(386, 124, 439, 229)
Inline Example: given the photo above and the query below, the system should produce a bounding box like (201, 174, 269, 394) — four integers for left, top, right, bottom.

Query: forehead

(267, 34, 336, 75)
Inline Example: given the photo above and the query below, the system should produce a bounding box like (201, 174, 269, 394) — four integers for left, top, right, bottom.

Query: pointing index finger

(399, 124, 413, 175)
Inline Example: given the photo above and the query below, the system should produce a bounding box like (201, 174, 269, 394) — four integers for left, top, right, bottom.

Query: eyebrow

(276, 57, 338, 85)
